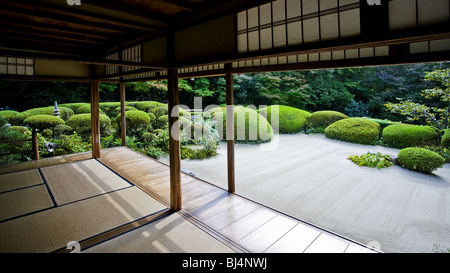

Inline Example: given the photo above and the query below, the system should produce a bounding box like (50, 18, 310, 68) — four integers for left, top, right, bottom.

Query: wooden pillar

(90, 79, 101, 158)
(31, 128, 39, 160)
(119, 81, 126, 146)
(225, 63, 235, 193)
(168, 68, 182, 211)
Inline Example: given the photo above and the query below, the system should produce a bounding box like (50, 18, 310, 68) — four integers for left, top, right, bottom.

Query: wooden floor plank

(264, 222, 321, 253)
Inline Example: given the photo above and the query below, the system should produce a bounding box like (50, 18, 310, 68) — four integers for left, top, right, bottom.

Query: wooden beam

(120, 81, 127, 147)
(168, 68, 181, 211)
(90, 79, 101, 158)
(225, 63, 235, 193)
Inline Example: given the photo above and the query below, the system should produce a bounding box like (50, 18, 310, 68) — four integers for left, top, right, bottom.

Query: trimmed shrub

(310, 110, 349, 129)
(398, 147, 445, 173)
(382, 124, 439, 149)
(134, 101, 165, 113)
(0, 110, 20, 122)
(258, 105, 311, 134)
(41, 129, 53, 138)
(67, 113, 111, 134)
(360, 117, 400, 131)
(325, 118, 380, 145)
(11, 106, 74, 125)
(5, 126, 31, 139)
(75, 104, 105, 115)
(156, 115, 168, 129)
(211, 106, 273, 143)
(59, 103, 87, 112)
(54, 124, 74, 136)
(442, 129, 450, 148)
(115, 110, 150, 133)
(23, 115, 65, 131)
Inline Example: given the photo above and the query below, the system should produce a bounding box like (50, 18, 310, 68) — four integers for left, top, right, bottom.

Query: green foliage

(23, 115, 65, 130)
(309, 110, 349, 129)
(441, 129, 450, 148)
(398, 147, 445, 173)
(156, 115, 168, 129)
(41, 128, 53, 138)
(11, 106, 74, 125)
(344, 100, 369, 117)
(53, 133, 91, 154)
(360, 117, 400, 130)
(116, 110, 151, 134)
(385, 68, 450, 130)
(348, 152, 394, 169)
(59, 103, 87, 112)
(258, 105, 311, 134)
(325, 118, 380, 145)
(53, 124, 74, 136)
(75, 104, 105, 115)
(67, 113, 111, 135)
(420, 145, 450, 163)
(0, 110, 20, 122)
(134, 101, 165, 113)
(210, 106, 273, 144)
(382, 124, 439, 149)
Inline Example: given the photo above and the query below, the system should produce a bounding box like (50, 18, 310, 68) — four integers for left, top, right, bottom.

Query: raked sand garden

(161, 133, 450, 253)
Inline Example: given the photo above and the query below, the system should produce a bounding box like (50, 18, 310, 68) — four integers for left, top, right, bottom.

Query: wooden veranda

(0, 0, 449, 253)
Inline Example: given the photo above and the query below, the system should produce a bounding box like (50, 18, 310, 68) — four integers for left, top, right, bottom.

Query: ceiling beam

(156, 0, 197, 12)
(0, 0, 167, 33)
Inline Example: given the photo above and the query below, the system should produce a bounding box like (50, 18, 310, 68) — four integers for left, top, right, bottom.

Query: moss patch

(325, 118, 380, 145)
(258, 105, 311, 134)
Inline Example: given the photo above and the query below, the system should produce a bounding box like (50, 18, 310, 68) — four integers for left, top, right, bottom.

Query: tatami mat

(0, 186, 166, 253)
(85, 212, 235, 253)
(0, 169, 43, 193)
(0, 185, 54, 222)
(40, 159, 132, 205)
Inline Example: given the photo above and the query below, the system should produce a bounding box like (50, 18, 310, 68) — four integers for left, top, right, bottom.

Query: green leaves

(348, 152, 394, 169)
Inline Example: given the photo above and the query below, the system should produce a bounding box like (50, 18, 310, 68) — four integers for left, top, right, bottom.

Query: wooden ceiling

(0, 0, 271, 59)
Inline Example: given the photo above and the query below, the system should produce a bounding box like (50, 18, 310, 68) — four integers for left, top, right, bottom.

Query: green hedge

(324, 118, 380, 145)
(258, 105, 311, 134)
(75, 104, 105, 115)
(442, 129, 450, 148)
(309, 110, 349, 129)
(67, 113, 111, 134)
(0, 110, 20, 122)
(211, 106, 273, 143)
(398, 147, 445, 173)
(11, 106, 74, 125)
(23, 115, 65, 131)
(116, 110, 151, 133)
(382, 124, 439, 149)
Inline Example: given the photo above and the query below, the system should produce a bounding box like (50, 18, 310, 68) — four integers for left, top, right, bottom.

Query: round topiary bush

(0, 110, 20, 123)
(67, 113, 111, 134)
(398, 147, 445, 173)
(382, 124, 439, 149)
(310, 110, 349, 129)
(116, 110, 150, 133)
(75, 104, 105, 115)
(324, 118, 380, 145)
(258, 105, 311, 134)
(210, 106, 273, 143)
(5, 126, 31, 139)
(11, 106, 74, 125)
(23, 115, 65, 131)
(441, 129, 450, 148)
(156, 115, 168, 129)
(54, 124, 74, 136)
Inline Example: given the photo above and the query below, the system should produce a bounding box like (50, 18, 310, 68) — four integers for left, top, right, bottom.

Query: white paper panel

(389, 0, 417, 31)
(410, 41, 429, 54)
(248, 31, 259, 52)
(272, 0, 286, 22)
(320, 0, 337, 10)
(273, 25, 287, 47)
(287, 21, 303, 45)
(286, 0, 301, 19)
(418, 0, 449, 26)
(248, 7, 259, 28)
(303, 18, 320, 43)
(340, 9, 360, 38)
(320, 14, 339, 41)
(430, 39, 450, 52)
(260, 3, 272, 25)
(260, 28, 273, 50)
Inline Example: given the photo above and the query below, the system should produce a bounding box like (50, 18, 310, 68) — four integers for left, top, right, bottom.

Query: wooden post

(90, 79, 101, 158)
(225, 63, 235, 193)
(168, 68, 182, 211)
(120, 81, 126, 146)
(32, 128, 39, 160)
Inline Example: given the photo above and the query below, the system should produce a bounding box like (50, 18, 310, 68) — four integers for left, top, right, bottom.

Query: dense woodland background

(1, 62, 449, 121)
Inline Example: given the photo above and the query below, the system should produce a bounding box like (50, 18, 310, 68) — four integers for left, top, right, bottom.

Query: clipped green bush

(441, 129, 450, 148)
(258, 105, 311, 134)
(41, 128, 53, 138)
(398, 147, 445, 173)
(361, 117, 400, 130)
(211, 106, 273, 143)
(5, 126, 31, 139)
(134, 101, 165, 113)
(382, 124, 439, 149)
(75, 104, 105, 115)
(67, 113, 111, 134)
(11, 106, 74, 125)
(325, 118, 380, 145)
(59, 103, 87, 112)
(116, 110, 150, 133)
(310, 110, 349, 129)
(23, 115, 65, 131)
(54, 124, 74, 136)
(0, 110, 20, 122)
(156, 115, 168, 129)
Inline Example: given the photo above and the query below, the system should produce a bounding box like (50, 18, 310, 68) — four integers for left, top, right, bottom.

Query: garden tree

(385, 68, 450, 130)
(301, 69, 355, 112)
